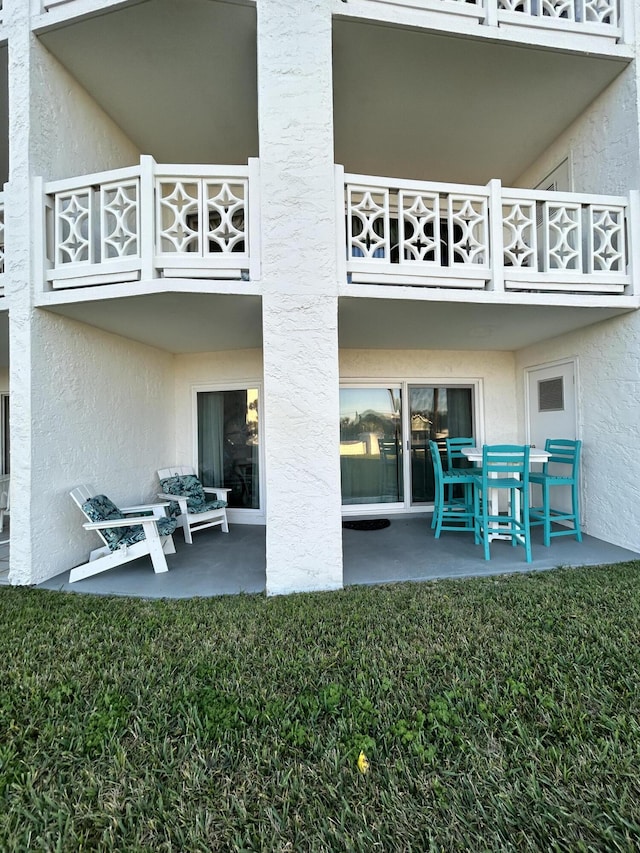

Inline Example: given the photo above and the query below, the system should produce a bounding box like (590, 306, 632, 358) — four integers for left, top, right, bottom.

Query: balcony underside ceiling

(332, 20, 629, 185)
(35, 1, 628, 184)
(39, 290, 634, 354)
(42, 292, 263, 355)
(337, 297, 635, 351)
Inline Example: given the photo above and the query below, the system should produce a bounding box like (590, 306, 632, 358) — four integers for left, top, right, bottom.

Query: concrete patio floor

(34, 515, 640, 599)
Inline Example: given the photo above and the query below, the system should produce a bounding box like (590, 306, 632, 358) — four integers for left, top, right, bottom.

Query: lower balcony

(341, 170, 639, 304)
(34, 514, 640, 598)
(41, 156, 259, 292)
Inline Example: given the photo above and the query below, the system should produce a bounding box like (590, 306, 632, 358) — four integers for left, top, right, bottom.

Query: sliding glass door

(340, 383, 475, 509)
(196, 388, 260, 510)
(409, 385, 473, 505)
(340, 387, 403, 505)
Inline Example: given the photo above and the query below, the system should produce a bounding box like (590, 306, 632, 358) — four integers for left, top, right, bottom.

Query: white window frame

(340, 378, 484, 515)
(1, 393, 8, 475)
(191, 381, 265, 525)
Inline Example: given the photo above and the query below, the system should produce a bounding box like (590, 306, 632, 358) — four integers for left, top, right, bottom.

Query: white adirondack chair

(157, 466, 230, 544)
(69, 485, 177, 583)
(0, 474, 9, 534)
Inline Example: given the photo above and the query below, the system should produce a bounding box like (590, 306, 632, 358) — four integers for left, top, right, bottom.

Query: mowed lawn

(2, 563, 640, 852)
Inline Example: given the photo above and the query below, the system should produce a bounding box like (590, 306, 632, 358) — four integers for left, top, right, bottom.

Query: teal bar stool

(473, 445, 532, 563)
(529, 439, 582, 547)
(429, 440, 476, 538)
(445, 436, 478, 471)
(445, 436, 481, 503)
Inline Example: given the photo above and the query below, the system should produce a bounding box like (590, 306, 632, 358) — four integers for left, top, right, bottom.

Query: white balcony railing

(38, 0, 623, 43)
(369, 0, 622, 41)
(43, 157, 258, 290)
(344, 172, 634, 295)
(0, 193, 4, 295)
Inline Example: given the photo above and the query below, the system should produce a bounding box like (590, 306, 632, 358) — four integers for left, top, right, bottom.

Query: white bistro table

(461, 446, 550, 540)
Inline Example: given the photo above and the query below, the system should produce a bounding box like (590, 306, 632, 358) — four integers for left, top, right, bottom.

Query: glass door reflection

(409, 386, 473, 505)
(340, 387, 403, 505)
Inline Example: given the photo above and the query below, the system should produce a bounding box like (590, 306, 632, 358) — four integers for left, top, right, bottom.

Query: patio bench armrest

(83, 516, 164, 531)
(121, 501, 171, 518)
(203, 487, 231, 500)
(157, 492, 189, 510)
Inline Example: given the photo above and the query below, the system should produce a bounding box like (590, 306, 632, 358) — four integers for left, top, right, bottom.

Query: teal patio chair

(473, 445, 532, 563)
(445, 436, 478, 471)
(445, 436, 481, 503)
(529, 439, 582, 547)
(429, 440, 476, 538)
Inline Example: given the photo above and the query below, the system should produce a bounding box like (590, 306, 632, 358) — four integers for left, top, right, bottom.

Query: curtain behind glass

(446, 388, 473, 438)
(197, 393, 225, 487)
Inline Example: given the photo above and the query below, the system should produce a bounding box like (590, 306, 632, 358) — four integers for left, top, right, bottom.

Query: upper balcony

(338, 0, 632, 54)
(36, 158, 638, 310)
(340, 170, 638, 304)
(40, 157, 260, 293)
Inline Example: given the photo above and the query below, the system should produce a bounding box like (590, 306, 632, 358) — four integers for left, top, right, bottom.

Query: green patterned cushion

(191, 498, 227, 515)
(82, 495, 177, 552)
(160, 475, 208, 513)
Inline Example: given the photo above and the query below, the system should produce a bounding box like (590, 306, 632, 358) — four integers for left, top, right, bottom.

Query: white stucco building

(1, 0, 639, 593)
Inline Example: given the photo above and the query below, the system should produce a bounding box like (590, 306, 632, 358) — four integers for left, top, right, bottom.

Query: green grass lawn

(2, 563, 640, 852)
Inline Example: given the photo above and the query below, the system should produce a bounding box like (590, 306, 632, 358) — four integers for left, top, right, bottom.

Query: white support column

(487, 178, 504, 293)
(626, 190, 640, 298)
(257, 0, 343, 595)
(335, 164, 347, 285)
(247, 157, 262, 283)
(484, 0, 499, 28)
(5, 3, 35, 584)
(139, 154, 155, 282)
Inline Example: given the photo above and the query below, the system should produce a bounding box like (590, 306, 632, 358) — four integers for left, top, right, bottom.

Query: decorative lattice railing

(494, 0, 618, 29)
(39, 0, 623, 43)
(344, 173, 633, 294)
(365, 0, 621, 40)
(43, 157, 256, 290)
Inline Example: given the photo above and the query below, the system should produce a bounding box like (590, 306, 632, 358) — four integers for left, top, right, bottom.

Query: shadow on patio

(35, 515, 640, 599)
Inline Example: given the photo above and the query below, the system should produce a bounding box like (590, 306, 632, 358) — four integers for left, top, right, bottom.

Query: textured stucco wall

(515, 313, 640, 554)
(174, 349, 264, 467)
(29, 38, 140, 179)
(513, 61, 640, 553)
(5, 8, 144, 585)
(10, 313, 175, 585)
(515, 66, 640, 193)
(258, 0, 343, 594)
(340, 349, 519, 444)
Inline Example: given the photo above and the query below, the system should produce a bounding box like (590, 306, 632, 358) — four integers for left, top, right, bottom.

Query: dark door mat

(342, 519, 391, 531)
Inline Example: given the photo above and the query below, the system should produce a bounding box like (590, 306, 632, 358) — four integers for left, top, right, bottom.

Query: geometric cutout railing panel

(502, 201, 537, 268)
(540, 0, 576, 21)
(345, 184, 491, 269)
(498, 0, 532, 11)
(544, 202, 581, 271)
(157, 178, 249, 257)
(588, 205, 625, 273)
(399, 191, 440, 264)
(348, 187, 389, 260)
(447, 195, 489, 265)
(157, 180, 201, 254)
(101, 180, 139, 260)
(55, 190, 92, 265)
(497, 0, 617, 26)
(204, 180, 248, 255)
(584, 0, 617, 24)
